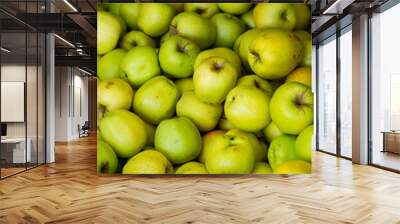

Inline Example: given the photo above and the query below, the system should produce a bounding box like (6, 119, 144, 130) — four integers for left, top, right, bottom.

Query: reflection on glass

(318, 36, 337, 154)
(339, 28, 352, 158)
(371, 3, 400, 171)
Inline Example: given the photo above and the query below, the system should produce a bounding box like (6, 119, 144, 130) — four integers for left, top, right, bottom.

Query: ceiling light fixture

(54, 34, 75, 48)
(1, 47, 11, 53)
(63, 0, 78, 12)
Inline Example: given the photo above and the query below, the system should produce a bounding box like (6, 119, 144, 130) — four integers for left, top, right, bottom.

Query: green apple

(248, 29, 303, 80)
(224, 85, 271, 132)
(193, 56, 238, 104)
(120, 46, 160, 88)
(108, 3, 121, 15)
(194, 47, 241, 74)
(116, 16, 127, 36)
(138, 3, 175, 37)
(229, 129, 266, 162)
(233, 29, 262, 70)
(100, 110, 147, 158)
(160, 31, 175, 45)
(97, 3, 108, 12)
(211, 13, 246, 48)
(218, 117, 235, 131)
(119, 3, 141, 30)
(176, 91, 223, 132)
(205, 129, 255, 174)
(294, 30, 312, 66)
(170, 12, 216, 49)
(175, 78, 194, 94)
(292, 3, 311, 30)
(159, 35, 200, 78)
(184, 3, 219, 18)
(98, 49, 126, 80)
(237, 75, 273, 97)
(286, 66, 312, 87)
(97, 79, 134, 112)
(263, 121, 284, 143)
(119, 31, 155, 51)
(175, 162, 208, 174)
(270, 82, 313, 135)
(253, 3, 296, 30)
(241, 9, 255, 28)
(199, 130, 226, 163)
(143, 122, 156, 146)
(155, 117, 201, 164)
(169, 3, 184, 13)
(267, 134, 298, 170)
(97, 140, 118, 173)
(97, 11, 121, 55)
(217, 3, 251, 15)
(122, 150, 174, 174)
(273, 160, 311, 174)
(295, 125, 313, 162)
(133, 76, 180, 125)
(97, 105, 106, 128)
(252, 162, 273, 174)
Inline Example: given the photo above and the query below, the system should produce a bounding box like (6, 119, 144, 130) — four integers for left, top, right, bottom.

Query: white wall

(54, 67, 89, 141)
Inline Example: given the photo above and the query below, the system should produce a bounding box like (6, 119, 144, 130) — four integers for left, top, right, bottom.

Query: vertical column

(352, 14, 369, 164)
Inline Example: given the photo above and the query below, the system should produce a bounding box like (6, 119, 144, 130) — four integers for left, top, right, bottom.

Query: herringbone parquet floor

(0, 135, 400, 224)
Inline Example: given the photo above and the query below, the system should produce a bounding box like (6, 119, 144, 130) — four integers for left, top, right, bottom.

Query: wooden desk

(381, 131, 400, 154)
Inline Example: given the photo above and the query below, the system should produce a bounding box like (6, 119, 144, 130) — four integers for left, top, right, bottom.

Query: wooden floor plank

(0, 135, 399, 223)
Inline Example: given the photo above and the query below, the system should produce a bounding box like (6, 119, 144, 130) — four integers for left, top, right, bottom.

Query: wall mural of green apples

(97, 2, 313, 175)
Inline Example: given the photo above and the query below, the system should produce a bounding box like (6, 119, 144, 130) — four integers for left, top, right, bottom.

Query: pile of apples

(97, 3, 313, 174)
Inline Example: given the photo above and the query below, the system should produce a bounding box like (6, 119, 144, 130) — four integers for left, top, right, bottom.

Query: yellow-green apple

(236, 75, 273, 97)
(119, 31, 155, 51)
(233, 29, 262, 69)
(97, 3, 107, 11)
(119, 3, 141, 30)
(122, 150, 174, 174)
(120, 46, 160, 88)
(159, 35, 200, 78)
(138, 3, 175, 37)
(175, 78, 194, 94)
(193, 56, 238, 104)
(98, 49, 126, 80)
(229, 129, 266, 162)
(160, 31, 175, 45)
(133, 76, 179, 125)
(205, 129, 255, 174)
(295, 125, 313, 162)
(224, 85, 271, 132)
(241, 9, 255, 28)
(176, 91, 223, 132)
(184, 3, 219, 18)
(169, 12, 216, 49)
(99, 110, 147, 158)
(194, 47, 241, 74)
(97, 11, 121, 55)
(211, 13, 246, 48)
(116, 15, 127, 36)
(97, 79, 134, 112)
(169, 3, 184, 13)
(252, 162, 273, 174)
(273, 160, 311, 174)
(175, 161, 208, 174)
(217, 3, 251, 15)
(286, 66, 311, 87)
(267, 134, 298, 170)
(292, 3, 311, 30)
(143, 122, 156, 146)
(199, 130, 226, 163)
(97, 105, 106, 128)
(263, 121, 284, 143)
(108, 3, 121, 15)
(97, 140, 118, 173)
(294, 30, 312, 66)
(248, 29, 303, 79)
(155, 117, 201, 164)
(218, 117, 235, 131)
(270, 82, 313, 134)
(253, 3, 296, 30)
